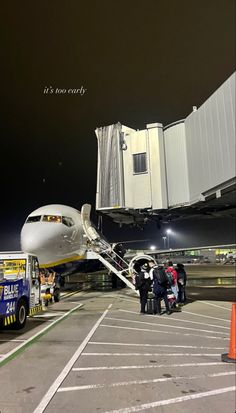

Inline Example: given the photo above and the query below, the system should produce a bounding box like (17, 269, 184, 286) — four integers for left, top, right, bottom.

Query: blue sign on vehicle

(0, 279, 24, 317)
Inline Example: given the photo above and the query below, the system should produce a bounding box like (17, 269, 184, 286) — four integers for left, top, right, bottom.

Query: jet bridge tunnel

(95, 72, 236, 226)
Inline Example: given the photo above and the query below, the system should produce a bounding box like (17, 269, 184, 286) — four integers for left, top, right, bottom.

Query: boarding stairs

(81, 204, 137, 293)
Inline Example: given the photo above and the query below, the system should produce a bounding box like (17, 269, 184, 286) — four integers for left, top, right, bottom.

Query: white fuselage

(21, 205, 87, 268)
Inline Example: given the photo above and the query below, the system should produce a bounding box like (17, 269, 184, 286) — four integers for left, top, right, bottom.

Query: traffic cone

(221, 303, 236, 363)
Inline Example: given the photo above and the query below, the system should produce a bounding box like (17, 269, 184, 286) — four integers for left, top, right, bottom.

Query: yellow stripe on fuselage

(40, 255, 85, 268)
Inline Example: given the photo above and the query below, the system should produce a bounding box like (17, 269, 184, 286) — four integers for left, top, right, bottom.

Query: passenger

(135, 263, 152, 314)
(113, 243, 126, 269)
(165, 261, 178, 301)
(176, 263, 187, 304)
(148, 261, 171, 315)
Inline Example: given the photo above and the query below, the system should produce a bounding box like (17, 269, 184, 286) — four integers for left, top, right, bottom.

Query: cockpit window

(42, 215, 62, 223)
(26, 216, 41, 223)
(62, 216, 74, 227)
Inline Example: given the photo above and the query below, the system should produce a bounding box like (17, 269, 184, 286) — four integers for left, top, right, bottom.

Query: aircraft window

(42, 215, 62, 223)
(26, 216, 41, 223)
(133, 153, 147, 174)
(62, 216, 74, 227)
(0, 259, 26, 279)
(31, 257, 40, 279)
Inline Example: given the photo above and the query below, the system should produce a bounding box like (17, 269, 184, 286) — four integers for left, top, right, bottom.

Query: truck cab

(0, 252, 42, 329)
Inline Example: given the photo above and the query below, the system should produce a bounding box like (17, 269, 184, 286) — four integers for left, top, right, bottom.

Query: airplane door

(81, 204, 111, 252)
(81, 204, 101, 242)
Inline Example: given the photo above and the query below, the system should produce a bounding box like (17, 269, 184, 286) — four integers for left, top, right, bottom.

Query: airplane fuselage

(21, 204, 92, 274)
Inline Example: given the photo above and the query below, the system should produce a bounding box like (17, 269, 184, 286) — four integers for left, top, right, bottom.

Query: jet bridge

(95, 72, 236, 226)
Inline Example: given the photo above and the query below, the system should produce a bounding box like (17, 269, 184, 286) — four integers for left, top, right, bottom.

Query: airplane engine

(128, 254, 157, 274)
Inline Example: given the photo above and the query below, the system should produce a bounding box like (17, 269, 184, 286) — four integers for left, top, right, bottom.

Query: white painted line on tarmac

(31, 319, 54, 323)
(32, 313, 65, 318)
(119, 309, 230, 330)
(58, 371, 236, 392)
(82, 352, 221, 356)
(198, 301, 232, 311)
(0, 339, 26, 342)
(72, 361, 224, 371)
(33, 303, 113, 413)
(102, 386, 236, 413)
(181, 310, 230, 322)
(105, 317, 229, 336)
(100, 324, 228, 340)
(89, 341, 225, 349)
(0, 303, 83, 366)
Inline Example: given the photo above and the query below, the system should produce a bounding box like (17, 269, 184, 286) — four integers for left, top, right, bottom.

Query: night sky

(1, 0, 235, 250)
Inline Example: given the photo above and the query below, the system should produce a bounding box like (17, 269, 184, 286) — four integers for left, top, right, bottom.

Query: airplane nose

(21, 225, 44, 253)
(21, 234, 40, 254)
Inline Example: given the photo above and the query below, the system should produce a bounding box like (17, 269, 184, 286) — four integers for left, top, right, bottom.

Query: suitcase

(146, 297, 155, 314)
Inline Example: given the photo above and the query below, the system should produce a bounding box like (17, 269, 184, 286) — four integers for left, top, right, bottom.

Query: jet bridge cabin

(95, 72, 235, 226)
(95, 122, 168, 225)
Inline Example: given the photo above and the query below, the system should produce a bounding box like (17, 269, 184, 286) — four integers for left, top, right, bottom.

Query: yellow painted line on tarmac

(60, 290, 85, 300)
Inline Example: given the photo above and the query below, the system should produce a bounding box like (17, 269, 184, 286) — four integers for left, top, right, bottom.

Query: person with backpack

(148, 261, 171, 315)
(135, 263, 152, 314)
(165, 261, 178, 300)
(176, 262, 187, 304)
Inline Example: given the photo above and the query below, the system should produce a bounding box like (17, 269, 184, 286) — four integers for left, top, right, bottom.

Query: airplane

(21, 204, 103, 275)
(20, 204, 152, 282)
(20, 203, 235, 294)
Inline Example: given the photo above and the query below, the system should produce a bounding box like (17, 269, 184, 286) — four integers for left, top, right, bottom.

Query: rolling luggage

(167, 288, 176, 307)
(146, 292, 155, 314)
(167, 287, 181, 311)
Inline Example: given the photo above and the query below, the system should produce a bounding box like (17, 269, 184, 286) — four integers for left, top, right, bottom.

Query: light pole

(166, 229, 172, 249)
(162, 236, 167, 249)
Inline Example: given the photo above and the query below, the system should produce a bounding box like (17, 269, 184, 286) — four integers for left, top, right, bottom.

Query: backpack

(177, 269, 185, 285)
(135, 273, 144, 290)
(153, 268, 168, 286)
(165, 271, 175, 286)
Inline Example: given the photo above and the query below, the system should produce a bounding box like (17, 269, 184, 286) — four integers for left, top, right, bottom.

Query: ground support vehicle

(40, 271, 60, 307)
(0, 252, 42, 329)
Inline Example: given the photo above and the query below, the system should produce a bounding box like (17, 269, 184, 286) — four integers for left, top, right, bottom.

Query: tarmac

(0, 270, 235, 413)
